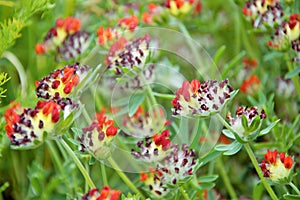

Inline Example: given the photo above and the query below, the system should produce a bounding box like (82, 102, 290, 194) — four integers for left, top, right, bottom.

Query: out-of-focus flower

(131, 130, 171, 162)
(35, 17, 90, 61)
(140, 168, 169, 197)
(118, 15, 139, 32)
(226, 106, 266, 139)
(159, 144, 197, 185)
(97, 26, 118, 45)
(172, 79, 235, 117)
(82, 186, 121, 200)
(240, 74, 261, 94)
(36, 63, 90, 100)
(122, 104, 170, 137)
(4, 100, 65, 148)
(260, 149, 294, 182)
(291, 38, 300, 62)
(243, 58, 258, 69)
(106, 34, 150, 74)
(268, 14, 300, 51)
(164, 0, 202, 16)
(78, 110, 118, 160)
(242, 0, 283, 29)
(276, 77, 295, 98)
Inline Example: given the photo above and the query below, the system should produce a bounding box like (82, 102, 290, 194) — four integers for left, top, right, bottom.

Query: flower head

(140, 168, 169, 197)
(4, 100, 64, 148)
(164, 0, 202, 16)
(78, 110, 119, 160)
(159, 144, 197, 185)
(35, 17, 90, 61)
(260, 149, 294, 182)
(226, 106, 266, 138)
(172, 79, 235, 117)
(36, 63, 90, 100)
(106, 34, 150, 74)
(122, 104, 170, 137)
(118, 15, 139, 32)
(97, 26, 118, 45)
(82, 186, 121, 200)
(240, 74, 261, 94)
(131, 130, 171, 163)
(243, 0, 283, 29)
(268, 14, 300, 51)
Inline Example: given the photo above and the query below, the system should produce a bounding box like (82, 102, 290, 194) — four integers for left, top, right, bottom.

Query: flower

(36, 63, 90, 100)
(106, 34, 151, 74)
(122, 104, 170, 137)
(268, 14, 300, 51)
(164, 0, 202, 16)
(97, 26, 118, 45)
(82, 186, 121, 200)
(291, 38, 300, 62)
(158, 144, 197, 185)
(131, 130, 171, 163)
(172, 79, 235, 117)
(140, 168, 169, 197)
(242, 0, 283, 29)
(78, 110, 119, 160)
(118, 15, 139, 32)
(260, 149, 294, 182)
(4, 100, 62, 148)
(243, 57, 258, 69)
(240, 74, 261, 94)
(35, 17, 90, 61)
(226, 106, 266, 138)
(276, 77, 295, 98)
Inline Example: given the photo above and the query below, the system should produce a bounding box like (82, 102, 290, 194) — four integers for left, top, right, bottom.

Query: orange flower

(118, 15, 139, 32)
(240, 74, 260, 94)
(82, 186, 121, 200)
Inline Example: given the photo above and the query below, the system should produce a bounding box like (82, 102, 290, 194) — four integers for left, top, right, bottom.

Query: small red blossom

(240, 74, 260, 93)
(35, 44, 45, 54)
(142, 12, 152, 24)
(118, 15, 139, 32)
(243, 57, 258, 69)
(82, 186, 121, 200)
(261, 149, 294, 181)
(153, 130, 171, 151)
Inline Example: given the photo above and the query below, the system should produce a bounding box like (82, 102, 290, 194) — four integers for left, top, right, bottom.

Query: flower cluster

(106, 34, 151, 74)
(140, 168, 168, 197)
(260, 149, 294, 182)
(139, 144, 197, 197)
(172, 79, 235, 117)
(122, 105, 170, 137)
(267, 14, 300, 51)
(78, 110, 118, 160)
(164, 0, 202, 16)
(243, 0, 283, 29)
(5, 101, 61, 148)
(35, 17, 90, 61)
(36, 63, 90, 100)
(240, 74, 261, 94)
(131, 130, 171, 163)
(226, 106, 266, 138)
(159, 144, 197, 185)
(82, 186, 121, 200)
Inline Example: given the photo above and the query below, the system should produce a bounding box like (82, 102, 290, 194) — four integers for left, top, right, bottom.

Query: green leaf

(241, 115, 249, 130)
(222, 129, 235, 140)
(285, 66, 300, 79)
(198, 150, 222, 167)
(253, 181, 264, 200)
(215, 144, 232, 151)
(128, 92, 146, 117)
(223, 141, 243, 155)
(247, 116, 261, 132)
(283, 194, 300, 200)
(259, 119, 280, 136)
(198, 175, 219, 183)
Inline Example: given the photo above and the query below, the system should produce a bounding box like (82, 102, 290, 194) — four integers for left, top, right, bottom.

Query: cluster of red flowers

(82, 186, 121, 200)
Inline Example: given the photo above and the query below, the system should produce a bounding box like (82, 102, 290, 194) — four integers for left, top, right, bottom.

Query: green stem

(244, 143, 278, 200)
(289, 182, 300, 195)
(152, 92, 175, 100)
(179, 186, 191, 200)
(107, 157, 145, 199)
(100, 163, 108, 185)
(216, 157, 238, 200)
(286, 55, 300, 100)
(46, 141, 64, 175)
(59, 137, 96, 189)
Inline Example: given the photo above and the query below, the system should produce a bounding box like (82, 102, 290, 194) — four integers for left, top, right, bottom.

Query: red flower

(118, 15, 139, 32)
(240, 74, 260, 94)
(82, 186, 121, 200)
(260, 149, 294, 181)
